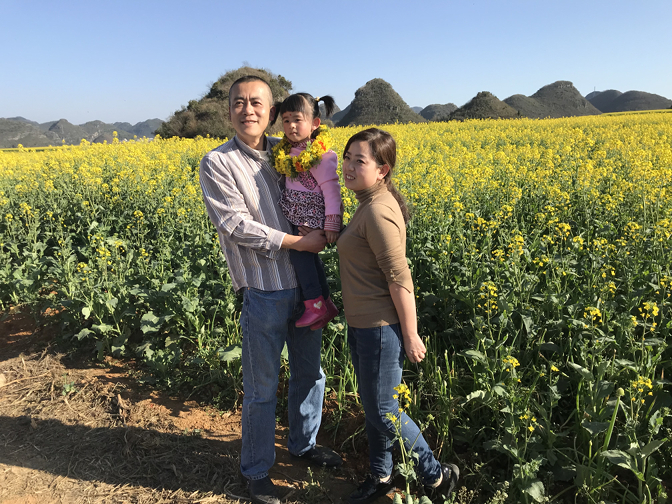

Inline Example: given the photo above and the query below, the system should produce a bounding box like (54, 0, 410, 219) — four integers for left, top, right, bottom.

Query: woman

(337, 128, 459, 503)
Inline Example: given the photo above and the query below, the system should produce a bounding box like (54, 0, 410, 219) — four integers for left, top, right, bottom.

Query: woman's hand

(388, 283, 424, 362)
(404, 333, 426, 363)
(325, 230, 339, 243)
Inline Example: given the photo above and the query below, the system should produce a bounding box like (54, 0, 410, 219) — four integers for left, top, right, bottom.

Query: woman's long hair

(343, 128, 411, 224)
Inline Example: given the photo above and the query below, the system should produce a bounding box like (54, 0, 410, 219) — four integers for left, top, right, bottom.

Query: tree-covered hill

(585, 89, 623, 112)
(335, 78, 424, 127)
(155, 67, 292, 140)
(420, 103, 458, 121)
(504, 81, 601, 119)
(588, 90, 672, 112)
(449, 92, 518, 121)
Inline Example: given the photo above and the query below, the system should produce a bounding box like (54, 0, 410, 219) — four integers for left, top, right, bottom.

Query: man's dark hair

(228, 76, 273, 106)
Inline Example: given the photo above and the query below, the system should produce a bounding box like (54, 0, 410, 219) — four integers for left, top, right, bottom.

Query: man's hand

(282, 229, 327, 253)
(325, 230, 339, 244)
(297, 225, 314, 237)
(299, 229, 327, 253)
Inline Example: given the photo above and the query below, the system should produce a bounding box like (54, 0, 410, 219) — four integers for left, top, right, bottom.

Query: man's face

(228, 81, 273, 148)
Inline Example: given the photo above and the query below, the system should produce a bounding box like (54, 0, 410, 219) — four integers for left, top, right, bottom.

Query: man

(199, 75, 342, 504)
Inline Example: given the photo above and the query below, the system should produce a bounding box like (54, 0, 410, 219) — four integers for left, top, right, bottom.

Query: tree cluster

(156, 67, 292, 140)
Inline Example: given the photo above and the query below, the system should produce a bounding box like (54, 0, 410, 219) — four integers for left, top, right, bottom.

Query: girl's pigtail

(316, 96, 336, 119)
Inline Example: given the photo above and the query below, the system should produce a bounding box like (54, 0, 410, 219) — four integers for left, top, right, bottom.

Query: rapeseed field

(2, 113, 671, 503)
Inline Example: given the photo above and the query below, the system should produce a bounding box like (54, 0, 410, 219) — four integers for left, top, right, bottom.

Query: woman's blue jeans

(240, 287, 326, 480)
(348, 323, 442, 484)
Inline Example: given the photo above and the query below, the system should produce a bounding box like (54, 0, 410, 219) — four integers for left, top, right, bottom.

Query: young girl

(337, 128, 459, 503)
(271, 93, 341, 329)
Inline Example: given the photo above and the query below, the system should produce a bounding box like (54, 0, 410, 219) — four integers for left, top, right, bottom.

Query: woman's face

(342, 140, 388, 192)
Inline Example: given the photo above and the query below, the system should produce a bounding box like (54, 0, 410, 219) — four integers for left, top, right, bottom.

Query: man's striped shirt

(199, 136, 297, 292)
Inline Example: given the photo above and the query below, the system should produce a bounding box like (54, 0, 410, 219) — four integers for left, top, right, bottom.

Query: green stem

(602, 395, 620, 452)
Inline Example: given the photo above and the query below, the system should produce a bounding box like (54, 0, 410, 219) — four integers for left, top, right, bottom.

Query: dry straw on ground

(0, 311, 368, 504)
(0, 351, 255, 503)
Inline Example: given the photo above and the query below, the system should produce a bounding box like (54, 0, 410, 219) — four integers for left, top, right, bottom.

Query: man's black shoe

(292, 444, 343, 467)
(424, 463, 459, 502)
(241, 474, 280, 504)
(349, 474, 395, 504)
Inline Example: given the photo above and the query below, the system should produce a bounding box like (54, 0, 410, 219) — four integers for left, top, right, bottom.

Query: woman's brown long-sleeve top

(336, 181, 413, 328)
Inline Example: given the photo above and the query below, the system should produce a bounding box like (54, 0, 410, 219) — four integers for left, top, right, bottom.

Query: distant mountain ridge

(331, 105, 350, 123)
(0, 117, 163, 148)
(4, 68, 671, 147)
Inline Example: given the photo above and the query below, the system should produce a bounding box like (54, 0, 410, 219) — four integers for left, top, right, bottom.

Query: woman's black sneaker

(424, 463, 459, 502)
(349, 474, 395, 504)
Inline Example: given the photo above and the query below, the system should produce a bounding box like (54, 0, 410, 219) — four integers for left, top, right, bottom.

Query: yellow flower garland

(271, 126, 333, 179)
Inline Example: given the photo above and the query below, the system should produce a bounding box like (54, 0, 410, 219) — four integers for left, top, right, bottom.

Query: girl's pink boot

(296, 295, 327, 328)
(310, 297, 339, 330)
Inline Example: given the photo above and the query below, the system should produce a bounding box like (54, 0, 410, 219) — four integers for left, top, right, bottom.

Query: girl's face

(282, 110, 319, 143)
(342, 140, 389, 192)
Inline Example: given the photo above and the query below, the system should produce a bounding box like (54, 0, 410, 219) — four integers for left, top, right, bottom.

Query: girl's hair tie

(315, 96, 320, 102)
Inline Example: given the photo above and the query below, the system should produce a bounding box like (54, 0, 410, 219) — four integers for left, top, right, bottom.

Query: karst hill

(335, 78, 424, 127)
(587, 90, 672, 113)
(319, 102, 340, 122)
(331, 105, 350, 123)
(420, 103, 458, 121)
(419, 81, 619, 123)
(449, 92, 519, 121)
(585, 90, 623, 112)
(503, 81, 601, 119)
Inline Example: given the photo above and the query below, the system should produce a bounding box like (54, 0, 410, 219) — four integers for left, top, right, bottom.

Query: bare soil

(0, 308, 389, 504)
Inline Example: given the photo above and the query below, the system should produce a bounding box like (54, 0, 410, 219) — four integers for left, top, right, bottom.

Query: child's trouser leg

(289, 248, 328, 327)
(313, 253, 330, 300)
(289, 248, 323, 300)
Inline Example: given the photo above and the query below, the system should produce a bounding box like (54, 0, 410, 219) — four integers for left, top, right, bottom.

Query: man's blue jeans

(348, 323, 442, 484)
(240, 287, 326, 480)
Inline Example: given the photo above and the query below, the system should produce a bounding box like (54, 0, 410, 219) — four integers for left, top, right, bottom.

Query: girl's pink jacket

(285, 147, 342, 219)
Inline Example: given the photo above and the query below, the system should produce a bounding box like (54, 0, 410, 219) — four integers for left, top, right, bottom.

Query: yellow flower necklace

(271, 125, 333, 179)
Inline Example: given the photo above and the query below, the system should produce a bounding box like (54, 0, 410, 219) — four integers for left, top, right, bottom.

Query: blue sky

(1, 0, 670, 125)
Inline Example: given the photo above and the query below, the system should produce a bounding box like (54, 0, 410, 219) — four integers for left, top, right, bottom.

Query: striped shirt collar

(233, 135, 273, 159)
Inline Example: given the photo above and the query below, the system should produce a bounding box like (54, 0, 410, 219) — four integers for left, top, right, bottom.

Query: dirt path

(0, 309, 386, 504)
